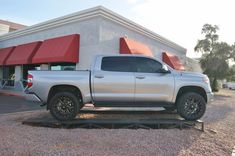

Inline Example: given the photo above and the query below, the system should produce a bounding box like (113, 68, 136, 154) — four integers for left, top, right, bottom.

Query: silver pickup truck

(26, 55, 213, 121)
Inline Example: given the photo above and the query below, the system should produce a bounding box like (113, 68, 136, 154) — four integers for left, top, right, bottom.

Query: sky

(1, 0, 235, 58)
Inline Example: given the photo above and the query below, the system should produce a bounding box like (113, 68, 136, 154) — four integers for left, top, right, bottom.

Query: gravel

(0, 89, 235, 156)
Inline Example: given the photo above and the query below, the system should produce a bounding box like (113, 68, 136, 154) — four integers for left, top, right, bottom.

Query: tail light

(27, 74, 33, 88)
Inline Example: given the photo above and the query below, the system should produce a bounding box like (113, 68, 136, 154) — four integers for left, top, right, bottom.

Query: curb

(0, 92, 25, 99)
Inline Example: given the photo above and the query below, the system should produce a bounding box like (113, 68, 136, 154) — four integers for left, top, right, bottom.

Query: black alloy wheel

(177, 92, 206, 121)
(49, 92, 79, 121)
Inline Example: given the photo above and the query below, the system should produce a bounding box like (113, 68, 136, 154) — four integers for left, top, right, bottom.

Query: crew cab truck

(26, 55, 213, 121)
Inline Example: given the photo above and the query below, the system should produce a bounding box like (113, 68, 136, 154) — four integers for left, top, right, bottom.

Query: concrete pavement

(0, 94, 43, 114)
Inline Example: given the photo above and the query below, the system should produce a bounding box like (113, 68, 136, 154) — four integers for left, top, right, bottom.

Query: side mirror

(159, 64, 171, 73)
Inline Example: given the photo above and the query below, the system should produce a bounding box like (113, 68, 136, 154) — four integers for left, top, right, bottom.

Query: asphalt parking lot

(0, 94, 43, 114)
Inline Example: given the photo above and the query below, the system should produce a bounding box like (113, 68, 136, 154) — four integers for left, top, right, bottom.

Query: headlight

(202, 76, 210, 84)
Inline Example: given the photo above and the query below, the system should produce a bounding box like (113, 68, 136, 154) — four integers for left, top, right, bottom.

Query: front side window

(101, 57, 135, 72)
(134, 57, 162, 73)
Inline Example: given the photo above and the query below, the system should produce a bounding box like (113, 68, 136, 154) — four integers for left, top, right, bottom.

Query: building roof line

(0, 19, 27, 29)
(0, 6, 186, 53)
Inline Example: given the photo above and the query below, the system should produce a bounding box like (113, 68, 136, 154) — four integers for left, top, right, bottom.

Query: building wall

(0, 16, 186, 70)
(0, 17, 101, 70)
(0, 24, 10, 35)
(98, 18, 186, 63)
(185, 57, 202, 72)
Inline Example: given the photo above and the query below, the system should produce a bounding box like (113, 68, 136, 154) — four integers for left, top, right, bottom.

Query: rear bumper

(25, 92, 43, 103)
(207, 92, 214, 103)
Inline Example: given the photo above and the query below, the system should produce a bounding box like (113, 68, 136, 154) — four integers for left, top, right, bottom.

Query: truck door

(92, 56, 135, 105)
(133, 57, 175, 104)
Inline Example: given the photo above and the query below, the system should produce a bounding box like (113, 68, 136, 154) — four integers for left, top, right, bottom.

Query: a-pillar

(14, 65, 23, 91)
(40, 64, 49, 70)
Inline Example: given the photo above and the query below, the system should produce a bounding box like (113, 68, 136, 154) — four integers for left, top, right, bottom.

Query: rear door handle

(136, 75, 145, 79)
(95, 75, 104, 79)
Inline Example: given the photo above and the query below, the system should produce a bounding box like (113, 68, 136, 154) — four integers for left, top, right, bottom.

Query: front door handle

(136, 75, 145, 79)
(95, 75, 104, 79)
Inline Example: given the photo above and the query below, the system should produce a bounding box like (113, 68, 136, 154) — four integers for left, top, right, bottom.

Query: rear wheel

(177, 92, 206, 121)
(49, 92, 79, 121)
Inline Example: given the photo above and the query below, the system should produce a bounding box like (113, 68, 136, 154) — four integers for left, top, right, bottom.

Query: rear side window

(101, 57, 135, 72)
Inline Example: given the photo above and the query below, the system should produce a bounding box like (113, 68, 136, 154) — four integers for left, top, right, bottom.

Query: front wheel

(49, 92, 79, 121)
(177, 92, 206, 121)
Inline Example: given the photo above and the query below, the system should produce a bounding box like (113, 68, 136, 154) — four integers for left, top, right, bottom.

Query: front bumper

(207, 92, 214, 103)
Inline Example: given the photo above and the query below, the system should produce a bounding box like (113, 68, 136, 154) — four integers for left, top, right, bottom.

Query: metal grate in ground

(22, 110, 204, 131)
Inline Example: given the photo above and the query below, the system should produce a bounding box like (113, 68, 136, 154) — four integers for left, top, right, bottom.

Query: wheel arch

(175, 86, 207, 104)
(47, 85, 83, 110)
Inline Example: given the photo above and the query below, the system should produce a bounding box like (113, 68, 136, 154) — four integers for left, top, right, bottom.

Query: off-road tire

(49, 92, 79, 121)
(177, 92, 206, 121)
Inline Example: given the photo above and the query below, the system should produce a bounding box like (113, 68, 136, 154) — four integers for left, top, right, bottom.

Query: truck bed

(28, 70, 92, 104)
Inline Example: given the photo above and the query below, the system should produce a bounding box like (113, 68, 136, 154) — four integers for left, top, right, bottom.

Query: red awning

(0, 47, 15, 65)
(5, 41, 42, 65)
(120, 37, 153, 57)
(32, 34, 79, 64)
(162, 52, 185, 70)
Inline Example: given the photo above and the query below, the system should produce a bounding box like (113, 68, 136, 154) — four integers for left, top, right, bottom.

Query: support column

(76, 63, 79, 70)
(14, 66, 23, 91)
(40, 64, 49, 70)
(14, 66, 23, 82)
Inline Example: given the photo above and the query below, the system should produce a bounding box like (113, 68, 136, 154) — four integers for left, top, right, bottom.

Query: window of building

(101, 57, 135, 72)
(2, 66, 15, 86)
(50, 63, 76, 71)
